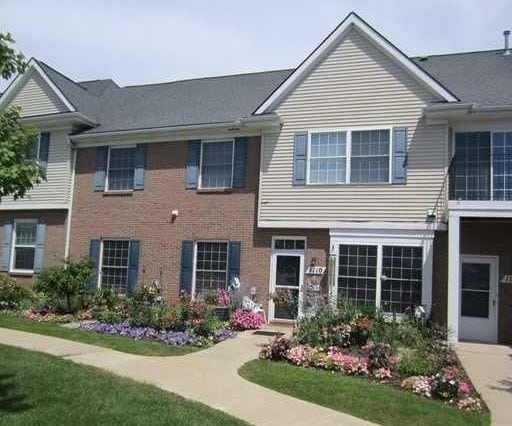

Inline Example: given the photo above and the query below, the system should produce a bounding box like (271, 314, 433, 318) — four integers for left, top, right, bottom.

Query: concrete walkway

(457, 342, 512, 426)
(0, 327, 374, 426)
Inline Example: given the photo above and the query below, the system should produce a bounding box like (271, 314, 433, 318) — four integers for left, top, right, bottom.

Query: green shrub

(91, 288, 126, 324)
(127, 282, 168, 329)
(34, 258, 94, 313)
(0, 275, 31, 310)
(397, 347, 437, 377)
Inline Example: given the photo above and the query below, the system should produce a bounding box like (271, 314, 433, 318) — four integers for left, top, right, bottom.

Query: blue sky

(0, 0, 509, 90)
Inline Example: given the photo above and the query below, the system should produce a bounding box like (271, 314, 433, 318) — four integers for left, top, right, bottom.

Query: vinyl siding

(9, 71, 68, 117)
(0, 129, 72, 208)
(259, 27, 449, 225)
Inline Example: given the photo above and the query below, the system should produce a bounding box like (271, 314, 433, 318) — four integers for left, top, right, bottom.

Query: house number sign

(305, 266, 326, 275)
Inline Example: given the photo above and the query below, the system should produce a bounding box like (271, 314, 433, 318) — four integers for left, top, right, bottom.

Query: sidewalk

(0, 327, 375, 426)
(457, 342, 512, 426)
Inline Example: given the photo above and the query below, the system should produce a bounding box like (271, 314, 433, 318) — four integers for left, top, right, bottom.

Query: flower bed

(79, 320, 234, 346)
(259, 305, 486, 413)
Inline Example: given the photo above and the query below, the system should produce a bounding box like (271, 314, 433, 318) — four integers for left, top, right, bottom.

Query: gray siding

(259, 27, 449, 225)
(0, 129, 72, 208)
(9, 71, 68, 117)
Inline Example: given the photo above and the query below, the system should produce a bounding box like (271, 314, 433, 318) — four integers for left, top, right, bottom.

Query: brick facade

(69, 136, 330, 312)
(0, 210, 68, 284)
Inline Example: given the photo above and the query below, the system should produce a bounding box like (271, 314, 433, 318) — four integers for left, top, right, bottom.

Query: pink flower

(458, 380, 471, 394)
(230, 308, 265, 330)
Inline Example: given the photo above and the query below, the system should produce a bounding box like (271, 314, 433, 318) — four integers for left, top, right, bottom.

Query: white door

(270, 253, 304, 321)
(460, 256, 498, 343)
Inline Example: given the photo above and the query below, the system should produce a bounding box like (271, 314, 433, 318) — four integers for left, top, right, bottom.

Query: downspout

(64, 142, 77, 259)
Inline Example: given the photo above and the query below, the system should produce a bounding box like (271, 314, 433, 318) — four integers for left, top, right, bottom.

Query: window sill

(102, 190, 134, 197)
(9, 271, 35, 277)
(196, 188, 233, 194)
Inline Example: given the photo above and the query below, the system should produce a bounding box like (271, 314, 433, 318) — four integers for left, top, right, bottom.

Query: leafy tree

(34, 259, 95, 313)
(0, 32, 44, 200)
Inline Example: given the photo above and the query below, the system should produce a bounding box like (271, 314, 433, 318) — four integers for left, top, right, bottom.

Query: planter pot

(214, 307, 230, 321)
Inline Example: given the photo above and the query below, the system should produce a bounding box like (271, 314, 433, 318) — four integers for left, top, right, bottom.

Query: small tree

(0, 32, 44, 200)
(34, 259, 95, 313)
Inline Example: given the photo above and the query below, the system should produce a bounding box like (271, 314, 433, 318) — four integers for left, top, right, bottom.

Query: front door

(271, 254, 303, 321)
(460, 256, 498, 343)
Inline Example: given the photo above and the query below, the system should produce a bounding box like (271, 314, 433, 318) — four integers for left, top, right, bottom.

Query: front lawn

(0, 314, 199, 356)
(0, 344, 247, 426)
(239, 360, 490, 426)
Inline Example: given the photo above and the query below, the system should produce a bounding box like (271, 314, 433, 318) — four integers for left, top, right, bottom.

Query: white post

(447, 212, 460, 343)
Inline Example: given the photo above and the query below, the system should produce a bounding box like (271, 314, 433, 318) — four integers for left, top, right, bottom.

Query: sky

(0, 0, 510, 90)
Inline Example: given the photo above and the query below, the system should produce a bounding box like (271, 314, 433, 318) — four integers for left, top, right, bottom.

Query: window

(492, 132, 512, 201)
(11, 222, 37, 272)
(273, 238, 305, 251)
(454, 133, 491, 200)
(307, 128, 391, 184)
(381, 246, 423, 313)
(337, 243, 423, 314)
(338, 245, 377, 308)
(308, 132, 346, 184)
(351, 130, 390, 183)
(107, 147, 136, 191)
(194, 242, 228, 294)
(100, 240, 130, 293)
(200, 140, 234, 189)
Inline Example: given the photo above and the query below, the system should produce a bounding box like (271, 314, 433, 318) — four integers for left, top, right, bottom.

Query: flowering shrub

(216, 289, 231, 307)
(457, 397, 483, 412)
(431, 366, 461, 400)
(363, 342, 397, 371)
(80, 321, 200, 346)
(0, 276, 31, 310)
(230, 308, 265, 330)
(458, 380, 471, 395)
(22, 307, 74, 323)
(326, 347, 368, 375)
(373, 367, 392, 380)
(401, 376, 433, 398)
(259, 335, 291, 361)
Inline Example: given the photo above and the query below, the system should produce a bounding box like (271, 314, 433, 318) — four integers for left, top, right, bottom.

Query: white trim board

(254, 12, 457, 114)
(0, 58, 75, 112)
(258, 220, 446, 231)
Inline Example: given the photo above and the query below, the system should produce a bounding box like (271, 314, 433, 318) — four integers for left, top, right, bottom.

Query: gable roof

(0, 58, 76, 112)
(413, 50, 512, 107)
(254, 12, 459, 114)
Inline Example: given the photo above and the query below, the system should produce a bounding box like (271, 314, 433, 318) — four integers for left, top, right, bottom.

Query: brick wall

(0, 209, 67, 284)
(69, 136, 330, 310)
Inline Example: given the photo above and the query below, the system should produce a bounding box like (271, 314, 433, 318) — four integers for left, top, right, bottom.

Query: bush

(397, 347, 437, 376)
(363, 341, 397, 371)
(91, 288, 127, 324)
(230, 308, 265, 330)
(0, 275, 31, 310)
(127, 282, 168, 329)
(259, 335, 291, 360)
(34, 258, 94, 313)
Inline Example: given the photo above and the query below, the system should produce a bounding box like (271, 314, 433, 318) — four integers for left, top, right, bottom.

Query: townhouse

(1, 12, 511, 344)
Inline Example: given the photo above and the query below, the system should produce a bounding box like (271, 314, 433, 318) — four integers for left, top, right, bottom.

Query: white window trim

(97, 239, 131, 290)
(105, 145, 137, 193)
(198, 139, 235, 190)
(9, 219, 38, 274)
(305, 126, 393, 185)
(329, 228, 434, 315)
(191, 240, 230, 297)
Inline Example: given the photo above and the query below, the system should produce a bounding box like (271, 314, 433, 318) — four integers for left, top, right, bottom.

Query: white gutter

(70, 114, 281, 141)
(64, 144, 77, 259)
(21, 111, 98, 127)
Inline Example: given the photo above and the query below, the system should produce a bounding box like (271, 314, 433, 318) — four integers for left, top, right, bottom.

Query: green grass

(239, 360, 490, 426)
(0, 314, 200, 356)
(0, 344, 247, 426)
